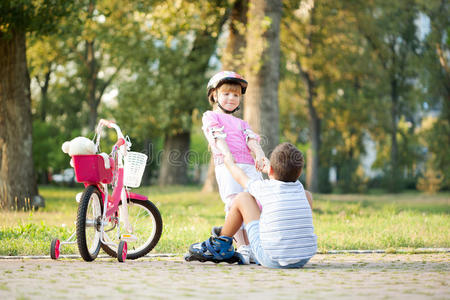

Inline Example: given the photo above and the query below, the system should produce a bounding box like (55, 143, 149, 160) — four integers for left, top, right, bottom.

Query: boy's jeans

(246, 220, 311, 269)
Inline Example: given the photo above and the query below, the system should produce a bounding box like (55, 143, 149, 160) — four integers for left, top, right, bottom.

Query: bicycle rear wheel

(101, 198, 162, 260)
(76, 185, 102, 261)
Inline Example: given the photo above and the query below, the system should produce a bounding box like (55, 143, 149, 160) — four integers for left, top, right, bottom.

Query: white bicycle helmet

(207, 71, 248, 100)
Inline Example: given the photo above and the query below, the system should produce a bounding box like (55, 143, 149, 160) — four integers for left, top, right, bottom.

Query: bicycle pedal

(121, 234, 138, 242)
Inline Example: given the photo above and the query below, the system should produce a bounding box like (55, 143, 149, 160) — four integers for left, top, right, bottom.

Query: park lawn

(0, 185, 449, 256)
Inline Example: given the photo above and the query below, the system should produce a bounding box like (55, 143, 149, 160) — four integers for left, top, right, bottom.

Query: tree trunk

(86, 39, 98, 131)
(244, 0, 282, 155)
(158, 131, 190, 185)
(222, 0, 248, 73)
(306, 105, 321, 192)
(0, 30, 38, 210)
(389, 78, 400, 192)
(37, 68, 52, 185)
(203, 0, 248, 192)
(304, 75, 320, 193)
(202, 156, 218, 192)
(141, 138, 152, 186)
(300, 7, 323, 193)
(37, 67, 51, 122)
(223, 0, 248, 121)
(86, 0, 99, 131)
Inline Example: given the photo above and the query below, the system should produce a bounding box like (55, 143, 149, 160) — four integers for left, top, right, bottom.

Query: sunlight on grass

(0, 186, 448, 255)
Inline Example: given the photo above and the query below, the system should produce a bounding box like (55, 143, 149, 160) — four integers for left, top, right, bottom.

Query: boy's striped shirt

(247, 179, 317, 266)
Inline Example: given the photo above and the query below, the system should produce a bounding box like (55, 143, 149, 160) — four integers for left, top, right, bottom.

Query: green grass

(0, 185, 449, 255)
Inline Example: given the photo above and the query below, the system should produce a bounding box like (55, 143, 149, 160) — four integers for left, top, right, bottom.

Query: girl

(202, 71, 268, 264)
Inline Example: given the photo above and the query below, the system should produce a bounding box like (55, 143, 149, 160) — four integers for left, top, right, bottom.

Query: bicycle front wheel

(76, 185, 102, 261)
(101, 199, 162, 260)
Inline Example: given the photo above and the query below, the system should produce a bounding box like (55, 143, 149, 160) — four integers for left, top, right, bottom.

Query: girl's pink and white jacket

(202, 111, 260, 166)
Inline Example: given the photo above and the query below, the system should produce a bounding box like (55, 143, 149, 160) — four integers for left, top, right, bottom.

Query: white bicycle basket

(124, 152, 148, 188)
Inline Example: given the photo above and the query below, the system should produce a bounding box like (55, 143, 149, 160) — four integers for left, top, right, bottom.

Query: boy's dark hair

(270, 143, 304, 182)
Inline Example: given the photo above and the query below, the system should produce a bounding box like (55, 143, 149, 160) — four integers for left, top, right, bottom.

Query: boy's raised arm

(216, 139, 250, 188)
(223, 154, 251, 188)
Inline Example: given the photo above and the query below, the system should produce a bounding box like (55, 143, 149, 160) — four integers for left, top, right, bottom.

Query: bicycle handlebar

(95, 119, 129, 153)
(115, 138, 126, 148)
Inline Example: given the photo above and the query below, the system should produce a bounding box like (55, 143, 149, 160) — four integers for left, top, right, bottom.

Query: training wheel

(118, 241, 127, 263)
(50, 238, 60, 260)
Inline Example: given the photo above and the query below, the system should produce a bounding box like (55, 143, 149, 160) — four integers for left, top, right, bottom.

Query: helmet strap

(218, 102, 240, 114)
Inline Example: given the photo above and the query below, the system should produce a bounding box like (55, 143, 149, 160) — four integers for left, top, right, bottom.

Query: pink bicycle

(50, 119, 162, 262)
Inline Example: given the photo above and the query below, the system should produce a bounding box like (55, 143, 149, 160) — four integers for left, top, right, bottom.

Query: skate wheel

(184, 253, 207, 263)
(50, 238, 60, 260)
(118, 241, 127, 263)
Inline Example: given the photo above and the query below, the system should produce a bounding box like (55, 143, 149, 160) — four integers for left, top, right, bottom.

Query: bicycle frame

(93, 119, 146, 247)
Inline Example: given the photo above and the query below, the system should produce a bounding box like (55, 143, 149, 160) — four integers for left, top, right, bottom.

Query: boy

(186, 142, 317, 268)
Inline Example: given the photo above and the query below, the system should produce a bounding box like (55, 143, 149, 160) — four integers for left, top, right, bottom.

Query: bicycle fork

(99, 184, 116, 248)
(119, 189, 136, 238)
(99, 184, 136, 247)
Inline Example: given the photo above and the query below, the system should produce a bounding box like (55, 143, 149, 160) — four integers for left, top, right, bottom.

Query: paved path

(0, 253, 448, 299)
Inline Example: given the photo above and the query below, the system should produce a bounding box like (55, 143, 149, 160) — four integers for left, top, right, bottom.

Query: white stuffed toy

(62, 137, 97, 167)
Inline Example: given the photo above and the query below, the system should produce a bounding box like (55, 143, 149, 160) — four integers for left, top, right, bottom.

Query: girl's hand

(255, 156, 270, 173)
(262, 158, 271, 174)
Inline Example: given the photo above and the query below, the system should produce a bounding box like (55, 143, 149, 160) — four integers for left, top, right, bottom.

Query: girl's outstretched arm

(247, 139, 268, 172)
(216, 137, 232, 157)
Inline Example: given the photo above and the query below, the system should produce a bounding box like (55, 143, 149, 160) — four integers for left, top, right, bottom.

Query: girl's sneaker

(237, 245, 258, 265)
(237, 245, 251, 265)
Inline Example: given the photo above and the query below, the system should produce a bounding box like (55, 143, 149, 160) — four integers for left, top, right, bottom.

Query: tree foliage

(113, 0, 230, 185)
(352, 0, 423, 191)
(0, 0, 73, 35)
(281, 1, 373, 192)
(20, 0, 450, 192)
(417, 0, 450, 189)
